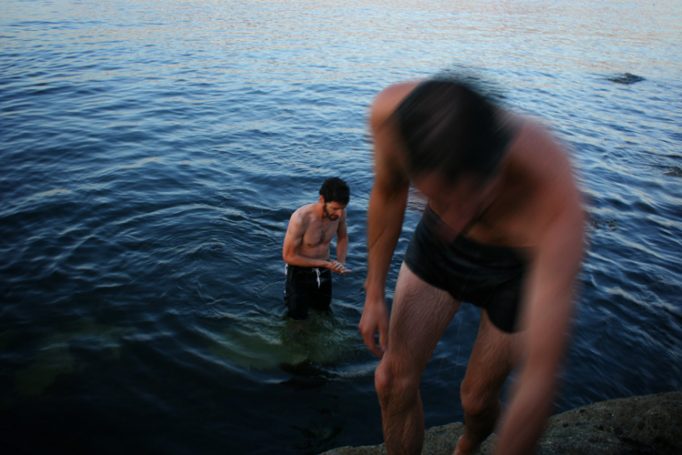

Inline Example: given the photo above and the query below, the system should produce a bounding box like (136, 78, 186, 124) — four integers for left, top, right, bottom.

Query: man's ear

(318, 195, 325, 204)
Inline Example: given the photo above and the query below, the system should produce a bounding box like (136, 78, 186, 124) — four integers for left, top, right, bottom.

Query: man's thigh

(310, 275, 332, 311)
(462, 310, 520, 399)
(284, 269, 317, 319)
(386, 262, 461, 374)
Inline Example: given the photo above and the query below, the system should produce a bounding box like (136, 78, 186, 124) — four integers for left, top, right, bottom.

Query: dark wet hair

(394, 77, 511, 184)
(319, 177, 350, 205)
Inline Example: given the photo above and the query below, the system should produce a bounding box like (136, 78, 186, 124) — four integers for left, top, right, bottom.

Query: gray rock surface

(322, 391, 681, 455)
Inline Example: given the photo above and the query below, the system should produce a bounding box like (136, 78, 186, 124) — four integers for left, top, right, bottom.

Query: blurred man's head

(394, 78, 511, 187)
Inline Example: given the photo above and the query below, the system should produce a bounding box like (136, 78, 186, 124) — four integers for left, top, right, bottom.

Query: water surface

(1, 1, 681, 453)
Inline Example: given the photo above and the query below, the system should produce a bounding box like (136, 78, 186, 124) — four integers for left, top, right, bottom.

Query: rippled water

(1, 1, 681, 453)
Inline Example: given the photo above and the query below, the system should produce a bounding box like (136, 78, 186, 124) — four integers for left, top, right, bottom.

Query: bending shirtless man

(282, 177, 350, 319)
(359, 78, 586, 454)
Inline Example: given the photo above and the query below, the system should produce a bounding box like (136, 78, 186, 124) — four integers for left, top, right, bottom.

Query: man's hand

(359, 296, 389, 357)
(327, 260, 350, 275)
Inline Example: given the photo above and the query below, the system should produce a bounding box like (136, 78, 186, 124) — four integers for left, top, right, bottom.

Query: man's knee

(375, 356, 419, 405)
(459, 378, 500, 418)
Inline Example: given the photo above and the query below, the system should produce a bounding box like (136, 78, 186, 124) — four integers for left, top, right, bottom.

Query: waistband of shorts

(286, 264, 328, 274)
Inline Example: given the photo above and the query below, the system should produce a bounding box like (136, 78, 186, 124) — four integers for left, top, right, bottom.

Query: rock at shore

(322, 391, 681, 454)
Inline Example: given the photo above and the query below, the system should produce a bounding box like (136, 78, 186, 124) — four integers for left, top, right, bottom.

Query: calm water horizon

(1, 1, 681, 453)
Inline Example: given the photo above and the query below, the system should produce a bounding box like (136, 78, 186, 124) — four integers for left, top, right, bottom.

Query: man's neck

(315, 202, 328, 221)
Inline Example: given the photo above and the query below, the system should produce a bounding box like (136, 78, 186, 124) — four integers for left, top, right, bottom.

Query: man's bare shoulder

(290, 203, 317, 224)
(508, 117, 584, 221)
(510, 117, 574, 182)
(370, 81, 420, 129)
(369, 82, 418, 190)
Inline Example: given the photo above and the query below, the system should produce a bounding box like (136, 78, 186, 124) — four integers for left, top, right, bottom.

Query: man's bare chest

(304, 220, 337, 247)
(434, 191, 537, 248)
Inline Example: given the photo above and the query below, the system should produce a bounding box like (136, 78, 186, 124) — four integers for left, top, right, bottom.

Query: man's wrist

(364, 284, 385, 302)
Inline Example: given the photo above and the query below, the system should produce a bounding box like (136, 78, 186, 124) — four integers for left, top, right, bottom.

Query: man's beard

(324, 207, 339, 221)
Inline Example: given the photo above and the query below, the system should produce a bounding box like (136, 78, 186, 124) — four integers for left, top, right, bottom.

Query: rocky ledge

(323, 391, 681, 454)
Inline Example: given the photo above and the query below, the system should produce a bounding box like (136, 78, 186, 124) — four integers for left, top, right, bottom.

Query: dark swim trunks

(404, 206, 528, 333)
(283, 264, 332, 319)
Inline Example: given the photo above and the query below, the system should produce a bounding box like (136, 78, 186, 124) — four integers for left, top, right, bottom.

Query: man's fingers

(369, 340, 383, 358)
(331, 261, 350, 275)
(361, 331, 377, 356)
(379, 320, 388, 354)
(360, 328, 383, 358)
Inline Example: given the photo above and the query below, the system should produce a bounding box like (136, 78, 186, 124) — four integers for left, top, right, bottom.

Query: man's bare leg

(375, 263, 460, 454)
(454, 311, 518, 455)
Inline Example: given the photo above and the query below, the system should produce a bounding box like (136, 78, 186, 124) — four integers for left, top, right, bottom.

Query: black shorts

(404, 206, 528, 333)
(283, 265, 332, 319)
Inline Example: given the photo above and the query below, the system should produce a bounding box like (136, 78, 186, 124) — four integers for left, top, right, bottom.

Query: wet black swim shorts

(283, 264, 332, 319)
(404, 206, 528, 333)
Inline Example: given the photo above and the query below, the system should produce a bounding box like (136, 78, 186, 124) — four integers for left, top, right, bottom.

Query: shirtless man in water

(359, 78, 586, 454)
(282, 177, 350, 319)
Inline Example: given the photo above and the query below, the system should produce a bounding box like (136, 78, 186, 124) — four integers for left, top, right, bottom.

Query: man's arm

(359, 83, 414, 357)
(336, 214, 349, 265)
(494, 146, 586, 454)
(282, 211, 334, 269)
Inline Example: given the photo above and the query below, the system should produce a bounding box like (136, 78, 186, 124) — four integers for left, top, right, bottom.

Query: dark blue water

(2, 1, 681, 453)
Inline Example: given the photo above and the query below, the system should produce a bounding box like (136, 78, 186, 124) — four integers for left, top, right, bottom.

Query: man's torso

(426, 119, 571, 251)
(405, 119, 578, 332)
(296, 204, 341, 260)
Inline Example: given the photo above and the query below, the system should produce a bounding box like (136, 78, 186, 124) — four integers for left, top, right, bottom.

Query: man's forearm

(493, 369, 556, 454)
(283, 254, 332, 269)
(336, 237, 348, 264)
(495, 215, 581, 454)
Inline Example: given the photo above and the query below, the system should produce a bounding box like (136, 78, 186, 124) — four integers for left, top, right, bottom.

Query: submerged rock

(322, 391, 682, 454)
(608, 72, 645, 84)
